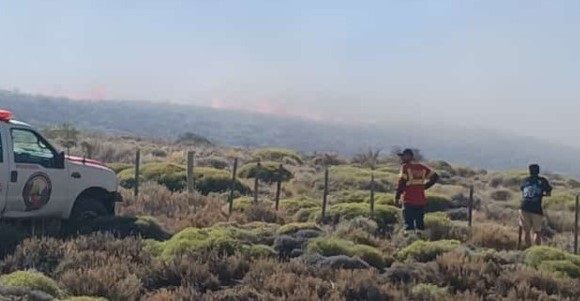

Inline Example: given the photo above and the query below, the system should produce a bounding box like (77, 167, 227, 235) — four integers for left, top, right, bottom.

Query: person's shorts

(519, 210, 544, 233)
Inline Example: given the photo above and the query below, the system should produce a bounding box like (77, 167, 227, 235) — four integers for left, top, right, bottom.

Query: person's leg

(403, 205, 415, 231)
(415, 206, 425, 230)
(532, 213, 544, 246)
(519, 210, 532, 247)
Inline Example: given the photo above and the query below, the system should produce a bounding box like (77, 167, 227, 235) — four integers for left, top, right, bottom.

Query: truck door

(4, 128, 68, 216)
(0, 127, 8, 214)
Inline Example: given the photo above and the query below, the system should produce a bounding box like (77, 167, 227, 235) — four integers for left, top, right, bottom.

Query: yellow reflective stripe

(407, 179, 425, 185)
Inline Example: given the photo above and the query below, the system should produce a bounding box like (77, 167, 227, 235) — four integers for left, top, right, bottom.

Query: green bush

(155, 226, 260, 259)
(107, 162, 133, 173)
(118, 163, 249, 194)
(538, 260, 580, 278)
(277, 222, 322, 235)
(544, 193, 576, 211)
(293, 207, 321, 222)
(316, 203, 399, 229)
(238, 161, 293, 183)
(242, 244, 277, 259)
(411, 283, 450, 300)
(306, 237, 386, 269)
(0, 270, 62, 298)
(424, 213, 453, 241)
(332, 190, 395, 206)
(396, 240, 460, 262)
(279, 197, 320, 216)
(425, 195, 452, 212)
(253, 148, 303, 164)
(525, 246, 580, 267)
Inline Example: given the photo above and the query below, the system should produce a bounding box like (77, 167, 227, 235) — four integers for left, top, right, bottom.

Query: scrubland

(0, 132, 579, 301)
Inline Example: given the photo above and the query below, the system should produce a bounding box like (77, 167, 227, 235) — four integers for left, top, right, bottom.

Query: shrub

(544, 193, 576, 211)
(538, 260, 580, 278)
(195, 167, 250, 195)
(107, 162, 133, 173)
(306, 237, 386, 269)
(196, 156, 230, 169)
(279, 197, 320, 216)
(293, 207, 320, 222)
(118, 163, 249, 194)
(332, 190, 395, 206)
(319, 203, 400, 229)
(242, 244, 277, 259)
(77, 215, 171, 240)
(156, 226, 259, 259)
(468, 223, 518, 250)
(411, 284, 450, 300)
(490, 189, 512, 201)
(243, 203, 281, 223)
(277, 222, 322, 235)
(396, 240, 460, 262)
(424, 213, 453, 241)
(525, 246, 579, 267)
(425, 195, 452, 212)
(316, 255, 370, 270)
(253, 148, 303, 165)
(238, 161, 293, 183)
(0, 270, 62, 298)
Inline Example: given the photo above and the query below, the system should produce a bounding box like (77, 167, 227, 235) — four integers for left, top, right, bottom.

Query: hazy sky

(1, 1, 579, 147)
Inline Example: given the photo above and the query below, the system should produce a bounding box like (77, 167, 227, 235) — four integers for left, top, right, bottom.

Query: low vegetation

(0, 130, 578, 300)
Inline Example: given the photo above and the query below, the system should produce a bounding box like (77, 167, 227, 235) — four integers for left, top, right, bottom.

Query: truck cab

(0, 110, 121, 224)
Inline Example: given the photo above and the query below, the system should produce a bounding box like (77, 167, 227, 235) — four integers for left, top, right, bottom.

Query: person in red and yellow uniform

(395, 149, 439, 231)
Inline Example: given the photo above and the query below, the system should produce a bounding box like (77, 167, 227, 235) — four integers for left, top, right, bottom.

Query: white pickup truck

(0, 110, 121, 226)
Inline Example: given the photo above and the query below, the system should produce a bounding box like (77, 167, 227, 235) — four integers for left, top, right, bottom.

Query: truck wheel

(65, 197, 110, 234)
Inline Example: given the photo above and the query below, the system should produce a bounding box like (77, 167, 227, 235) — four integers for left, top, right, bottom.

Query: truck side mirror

(56, 151, 66, 169)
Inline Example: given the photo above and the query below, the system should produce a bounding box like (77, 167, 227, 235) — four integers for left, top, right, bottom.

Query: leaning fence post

(254, 161, 261, 203)
(575, 195, 579, 254)
(187, 151, 195, 194)
(134, 149, 141, 197)
(228, 158, 238, 215)
(370, 174, 375, 217)
(321, 166, 329, 222)
(468, 185, 474, 227)
(275, 164, 283, 211)
(517, 226, 523, 250)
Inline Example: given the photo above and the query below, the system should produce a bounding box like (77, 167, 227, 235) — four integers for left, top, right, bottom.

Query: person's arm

(395, 166, 407, 207)
(543, 178, 553, 196)
(422, 164, 439, 190)
(425, 172, 439, 190)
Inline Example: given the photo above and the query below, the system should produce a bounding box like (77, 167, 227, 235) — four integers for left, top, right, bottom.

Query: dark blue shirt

(520, 176, 552, 215)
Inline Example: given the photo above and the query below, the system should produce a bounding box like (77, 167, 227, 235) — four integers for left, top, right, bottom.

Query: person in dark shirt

(519, 164, 552, 246)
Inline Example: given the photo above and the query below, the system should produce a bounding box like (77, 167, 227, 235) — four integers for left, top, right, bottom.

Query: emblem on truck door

(22, 172, 52, 211)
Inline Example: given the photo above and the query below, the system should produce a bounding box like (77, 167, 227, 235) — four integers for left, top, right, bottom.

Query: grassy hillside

(0, 132, 579, 300)
(2, 90, 580, 176)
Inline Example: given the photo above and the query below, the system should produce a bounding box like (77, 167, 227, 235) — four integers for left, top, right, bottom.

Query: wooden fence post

(468, 185, 474, 227)
(275, 164, 283, 211)
(134, 149, 141, 197)
(575, 195, 579, 254)
(321, 166, 329, 222)
(228, 158, 238, 215)
(187, 151, 195, 194)
(517, 226, 523, 250)
(254, 161, 261, 203)
(370, 174, 375, 217)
